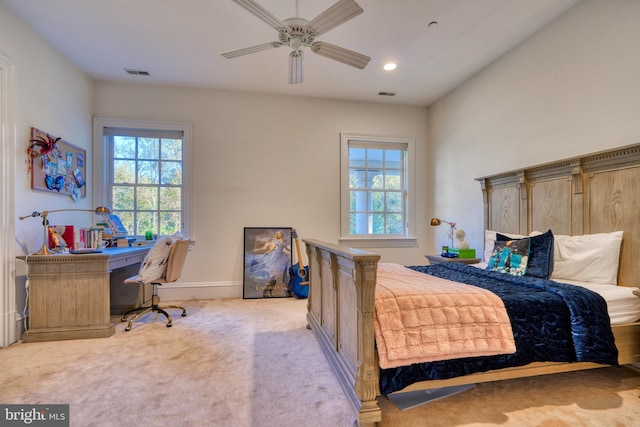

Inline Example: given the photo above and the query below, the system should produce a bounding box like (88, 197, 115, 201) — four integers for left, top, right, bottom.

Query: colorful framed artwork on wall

(28, 127, 87, 200)
(243, 227, 292, 299)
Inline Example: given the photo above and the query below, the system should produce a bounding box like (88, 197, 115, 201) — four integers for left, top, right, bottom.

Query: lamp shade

(430, 217, 457, 248)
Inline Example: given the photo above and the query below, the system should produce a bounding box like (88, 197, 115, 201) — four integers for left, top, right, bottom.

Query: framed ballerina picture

(243, 227, 292, 299)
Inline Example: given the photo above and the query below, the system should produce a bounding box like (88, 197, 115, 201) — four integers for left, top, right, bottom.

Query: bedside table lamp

(430, 217, 456, 248)
(19, 206, 111, 255)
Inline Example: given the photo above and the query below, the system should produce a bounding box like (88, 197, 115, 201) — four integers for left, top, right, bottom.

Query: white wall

(1, 3, 94, 247)
(0, 1, 94, 339)
(2, 0, 430, 306)
(428, 0, 640, 255)
(93, 83, 430, 295)
(9, 0, 636, 305)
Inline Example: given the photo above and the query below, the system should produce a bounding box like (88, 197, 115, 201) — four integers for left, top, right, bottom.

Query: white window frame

(92, 117, 192, 238)
(339, 132, 416, 248)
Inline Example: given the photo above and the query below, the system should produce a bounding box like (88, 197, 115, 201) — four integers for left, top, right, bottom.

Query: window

(93, 118, 192, 239)
(340, 133, 415, 247)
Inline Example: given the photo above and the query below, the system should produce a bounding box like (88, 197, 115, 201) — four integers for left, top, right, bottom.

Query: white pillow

(138, 236, 175, 282)
(550, 231, 623, 285)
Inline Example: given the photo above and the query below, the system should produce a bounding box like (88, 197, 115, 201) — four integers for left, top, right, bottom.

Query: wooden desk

(18, 246, 150, 342)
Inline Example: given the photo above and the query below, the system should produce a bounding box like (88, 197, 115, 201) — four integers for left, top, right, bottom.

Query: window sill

(338, 237, 418, 248)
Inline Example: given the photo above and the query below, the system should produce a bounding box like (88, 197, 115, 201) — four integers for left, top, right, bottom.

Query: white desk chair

(121, 238, 190, 331)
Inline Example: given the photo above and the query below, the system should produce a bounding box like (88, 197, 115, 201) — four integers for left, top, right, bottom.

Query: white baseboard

(13, 311, 24, 344)
(158, 281, 243, 300)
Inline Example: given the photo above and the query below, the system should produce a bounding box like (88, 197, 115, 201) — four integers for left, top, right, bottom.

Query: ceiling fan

(221, 0, 371, 84)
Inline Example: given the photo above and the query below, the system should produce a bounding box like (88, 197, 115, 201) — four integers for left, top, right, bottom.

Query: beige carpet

(0, 298, 639, 427)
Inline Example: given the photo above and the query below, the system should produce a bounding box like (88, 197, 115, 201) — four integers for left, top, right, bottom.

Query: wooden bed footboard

(304, 239, 382, 427)
(304, 238, 640, 427)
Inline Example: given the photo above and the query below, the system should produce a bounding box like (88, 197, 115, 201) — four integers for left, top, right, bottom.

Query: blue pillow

(487, 238, 530, 276)
(497, 230, 554, 279)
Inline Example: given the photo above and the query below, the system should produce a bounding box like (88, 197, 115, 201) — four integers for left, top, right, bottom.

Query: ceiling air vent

(378, 91, 396, 96)
(125, 69, 150, 76)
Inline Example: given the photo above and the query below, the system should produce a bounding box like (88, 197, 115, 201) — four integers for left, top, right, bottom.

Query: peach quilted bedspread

(374, 263, 516, 369)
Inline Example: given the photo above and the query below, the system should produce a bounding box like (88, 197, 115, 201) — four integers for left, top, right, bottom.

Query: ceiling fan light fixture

(383, 63, 397, 71)
(289, 36, 304, 50)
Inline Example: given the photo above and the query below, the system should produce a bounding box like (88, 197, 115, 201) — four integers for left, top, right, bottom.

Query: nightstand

(425, 254, 481, 265)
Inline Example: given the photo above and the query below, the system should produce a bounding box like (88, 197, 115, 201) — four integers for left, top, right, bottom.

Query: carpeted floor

(1, 298, 639, 427)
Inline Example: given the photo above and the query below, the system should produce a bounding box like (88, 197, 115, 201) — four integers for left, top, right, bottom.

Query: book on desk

(49, 214, 131, 250)
(48, 225, 103, 250)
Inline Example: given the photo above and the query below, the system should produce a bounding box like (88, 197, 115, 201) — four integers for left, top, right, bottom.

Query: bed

(303, 143, 640, 427)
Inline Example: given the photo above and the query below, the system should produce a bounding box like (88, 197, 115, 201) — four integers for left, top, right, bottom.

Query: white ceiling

(4, 0, 580, 106)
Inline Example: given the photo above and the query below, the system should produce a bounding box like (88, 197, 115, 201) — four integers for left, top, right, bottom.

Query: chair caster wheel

(181, 313, 187, 317)
(167, 324, 172, 327)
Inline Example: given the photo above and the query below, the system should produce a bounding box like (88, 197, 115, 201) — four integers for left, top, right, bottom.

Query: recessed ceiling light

(383, 63, 397, 71)
(428, 21, 438, 28)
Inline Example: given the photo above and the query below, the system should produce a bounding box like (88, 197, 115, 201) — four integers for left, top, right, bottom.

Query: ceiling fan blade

(220, 42, 283, 59)
(311, 42, 370, 69)
(231, 0, 286, 30)
(307, 0, 364, 36)
(289, 50, 304, 85)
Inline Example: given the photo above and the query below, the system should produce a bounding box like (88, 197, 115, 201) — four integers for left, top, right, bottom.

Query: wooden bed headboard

(476, 143, 640, 287)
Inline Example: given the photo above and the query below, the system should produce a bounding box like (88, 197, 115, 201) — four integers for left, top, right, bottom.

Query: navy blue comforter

(379, 263, 618, 395)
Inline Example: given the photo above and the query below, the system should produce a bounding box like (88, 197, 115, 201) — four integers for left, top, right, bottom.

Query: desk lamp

(19, 206, 111, 255)
(430, 217, 456, 248)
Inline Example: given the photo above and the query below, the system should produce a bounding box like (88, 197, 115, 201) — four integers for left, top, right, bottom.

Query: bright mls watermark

(0, 405, 69, 426)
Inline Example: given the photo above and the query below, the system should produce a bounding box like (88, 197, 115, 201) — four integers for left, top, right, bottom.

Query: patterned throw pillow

(487, 238, 531, 276)
(497, 230, 554, 279)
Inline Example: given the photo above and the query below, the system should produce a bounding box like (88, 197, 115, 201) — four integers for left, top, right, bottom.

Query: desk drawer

(109, 254, 144, 270)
